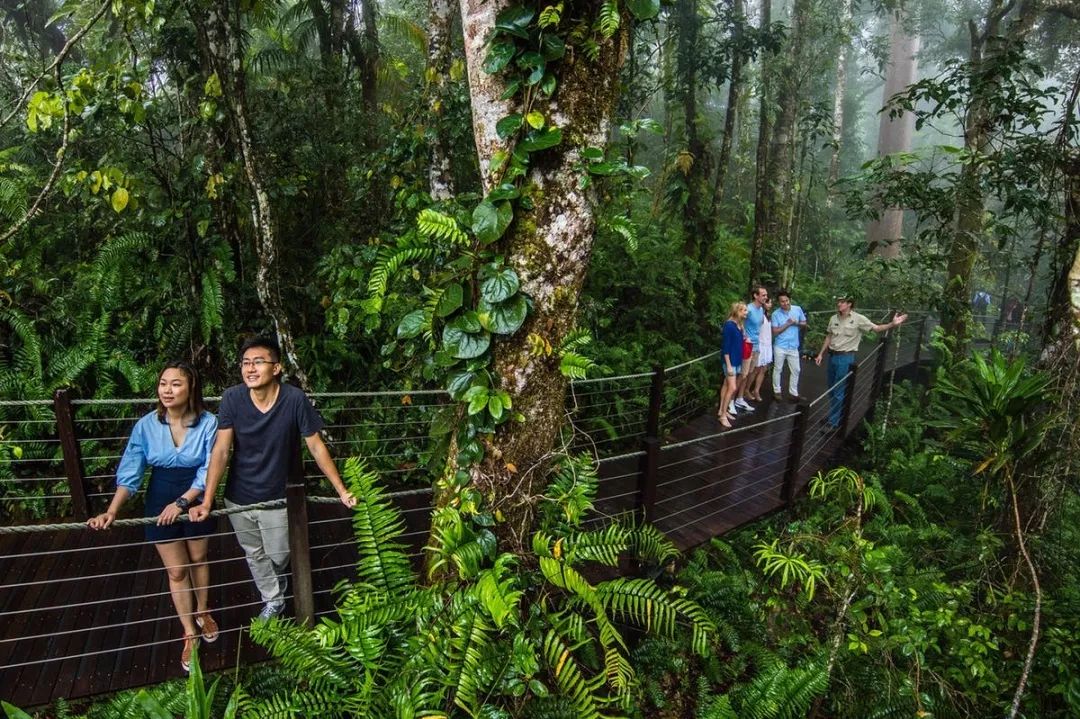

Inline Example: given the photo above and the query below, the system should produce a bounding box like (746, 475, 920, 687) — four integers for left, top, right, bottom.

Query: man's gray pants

(225, 499, 289, 605)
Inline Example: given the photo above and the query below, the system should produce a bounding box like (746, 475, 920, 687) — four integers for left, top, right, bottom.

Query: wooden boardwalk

(0, 333, 925, 708)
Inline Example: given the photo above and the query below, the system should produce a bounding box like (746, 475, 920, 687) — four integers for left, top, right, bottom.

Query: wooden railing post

(636, 364, 664, 523)
(913, 316, 928, 366)
(781, 401, 809, 505)
(840, 364, 859, 439)
(53, 389, 89, 520)
(285, 482, 315, 627)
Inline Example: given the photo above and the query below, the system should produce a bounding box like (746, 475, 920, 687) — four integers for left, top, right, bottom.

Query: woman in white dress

(752, 298, 773, 400)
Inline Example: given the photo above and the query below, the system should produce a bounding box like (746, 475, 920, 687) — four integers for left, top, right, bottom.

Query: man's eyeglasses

(240, 359, 275, 368)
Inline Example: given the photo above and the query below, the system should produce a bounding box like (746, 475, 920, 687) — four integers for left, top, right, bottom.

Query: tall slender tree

(865, 12, 919, 259)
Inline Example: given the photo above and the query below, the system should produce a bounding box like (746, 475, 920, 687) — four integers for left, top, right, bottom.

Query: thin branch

(0, 0, 111, 131)
(1005, 473, 1042, 719)
(0, 53, 74, 245)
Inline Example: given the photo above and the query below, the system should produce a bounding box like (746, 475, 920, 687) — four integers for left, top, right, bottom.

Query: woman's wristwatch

(174, 496, 191, 510)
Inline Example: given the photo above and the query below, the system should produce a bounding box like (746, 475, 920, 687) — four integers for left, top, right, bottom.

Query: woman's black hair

(155, 361, 205, 426)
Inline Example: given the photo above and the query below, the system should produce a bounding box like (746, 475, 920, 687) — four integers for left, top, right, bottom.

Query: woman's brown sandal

(181, 635, 199, 672)
(195, 612, 219, 643)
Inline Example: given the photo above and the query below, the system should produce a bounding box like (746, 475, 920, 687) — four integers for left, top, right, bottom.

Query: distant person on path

(815, 295, 907, 428)
(190, 336, 356, 620)
(88, 361, 219, 673)
(771, 290, 807, 400)
(751, 297, 774, 401)
(735, 285, 768, 410)
(972, 289, 991, 315)
(719, 302, 748, 429)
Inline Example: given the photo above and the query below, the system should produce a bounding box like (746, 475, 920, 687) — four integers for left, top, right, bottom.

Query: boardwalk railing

(0, 310, 931, 707)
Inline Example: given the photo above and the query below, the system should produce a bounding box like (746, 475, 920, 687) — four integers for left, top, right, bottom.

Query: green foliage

(248, 455, 714, 718)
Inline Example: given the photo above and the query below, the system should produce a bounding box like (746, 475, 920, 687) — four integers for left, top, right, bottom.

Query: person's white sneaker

(735, 398, 755, 412)
(257, 600, 285, 621)
(728, 401, 739, 415)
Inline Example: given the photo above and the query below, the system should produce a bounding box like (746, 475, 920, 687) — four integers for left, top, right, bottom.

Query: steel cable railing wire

(0, 582, 290, 646)
(652, 462, 787, 529)
(651, 454, 790, 524)
(654, 441, 792, 508)
(658, 479, 784, 535)
(656, 435, 794, 491)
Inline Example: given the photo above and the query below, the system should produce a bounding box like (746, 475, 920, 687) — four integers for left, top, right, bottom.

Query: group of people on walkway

(719, 289, 907, 430)
(87, 336, 356, 672)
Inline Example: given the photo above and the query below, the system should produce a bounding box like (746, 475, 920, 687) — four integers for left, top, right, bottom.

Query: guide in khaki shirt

(814, 296, 908, 365)
(825, 311, 876, 352)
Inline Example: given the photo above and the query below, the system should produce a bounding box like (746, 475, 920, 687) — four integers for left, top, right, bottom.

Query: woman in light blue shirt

(88, 361, 219, 673)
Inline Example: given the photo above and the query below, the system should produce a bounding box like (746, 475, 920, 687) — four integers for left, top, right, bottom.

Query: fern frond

(92, 232, 154, 277)
(596, 577, 716, 655)
(345, 458, 416, 597)
(567, 523, 630, 566)
(365, 244, 435, 308)
(559, 351, 598, 380)
(473, 554, 523, 629)
(200, 271, 224, 341)
(248, 618, 354, 693)
(601, 214, 637, 252)
(444, 602, 492, 714)
(597, 0, 620, 38)
(383, 13, 429, 53)
(538, 2, 563, 27)
(542, 629, 605, 719)
(627, 522, 680, 564)
(416, 208, 468, 245)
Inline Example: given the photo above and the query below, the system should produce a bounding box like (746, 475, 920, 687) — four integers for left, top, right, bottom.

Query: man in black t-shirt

(191, 336, 356, 619)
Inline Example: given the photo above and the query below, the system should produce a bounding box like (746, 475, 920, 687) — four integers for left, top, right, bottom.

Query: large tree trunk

(941, 2, 1039, 345)
(752, 0, 806, 288)
(866, 14, 919, 259)
(458, 0, 628, 551)
(675, 0, 716, 325)
(427, 0, 457, 200)
(827, 0, 853, 189)
(749, 0, 773, 286)
(712, 0, 745, 214)
(197, 1, 311, 389)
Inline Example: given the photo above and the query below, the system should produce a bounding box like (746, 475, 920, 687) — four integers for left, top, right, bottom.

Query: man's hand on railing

(188, 502, 211, 522)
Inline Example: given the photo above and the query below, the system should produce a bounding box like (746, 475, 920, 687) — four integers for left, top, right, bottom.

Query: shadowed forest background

(2, 0, 1080, 716)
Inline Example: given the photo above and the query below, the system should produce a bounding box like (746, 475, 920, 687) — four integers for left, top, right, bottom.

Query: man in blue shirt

(733, 285, 768, 411)
(771, 290, 807, 399)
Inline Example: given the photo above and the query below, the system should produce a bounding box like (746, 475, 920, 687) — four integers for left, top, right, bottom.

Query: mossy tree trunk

(427, 0, 457, 200)
(459, 0, 628, 551)
(941, 0, 1039, 349)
